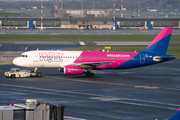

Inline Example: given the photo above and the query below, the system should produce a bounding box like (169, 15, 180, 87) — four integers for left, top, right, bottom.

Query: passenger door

(33, 53, 38, 62)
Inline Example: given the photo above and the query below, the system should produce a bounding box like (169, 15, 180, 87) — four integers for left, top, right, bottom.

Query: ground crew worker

(19, 71, 21, 77)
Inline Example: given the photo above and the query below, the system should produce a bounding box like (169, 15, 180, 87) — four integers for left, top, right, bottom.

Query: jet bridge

(0, 99, 65, 120)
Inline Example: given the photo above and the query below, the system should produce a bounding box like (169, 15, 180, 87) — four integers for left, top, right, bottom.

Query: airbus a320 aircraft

(13, 27, 175, 78)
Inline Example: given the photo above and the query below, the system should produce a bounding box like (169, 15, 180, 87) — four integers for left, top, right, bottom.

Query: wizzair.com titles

(39, 52, 64, 63)
(106, 54, 130, 57)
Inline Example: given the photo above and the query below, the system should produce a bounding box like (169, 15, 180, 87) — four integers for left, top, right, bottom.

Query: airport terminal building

(0, 9, 180, 29)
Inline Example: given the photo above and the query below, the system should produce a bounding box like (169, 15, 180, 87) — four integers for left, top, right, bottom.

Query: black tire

(86, 72, 91, 77)
(37, 72, 42, 77)
(86, 72, 95, 78)
(89, 73, 95, 78)
(11, 74, 15, 78)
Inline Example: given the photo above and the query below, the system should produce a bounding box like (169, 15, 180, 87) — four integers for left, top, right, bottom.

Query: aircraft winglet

(10, 102, 14, 106)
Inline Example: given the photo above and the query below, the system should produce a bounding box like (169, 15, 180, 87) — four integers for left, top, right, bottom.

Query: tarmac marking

(0, 44, 2, 47)
(70, 30, 74, 34)
(70, 87, 127, 92)
(79, 41, 85, 45)
(114, 101, 177, 111)
(0, 61, 13, 65)
(0, 29, 5, 33)
(52, 76, 180, 92)
(88, 96, 178, 110)
(134, 86, 159, 89)
(122, 72, 134, 73)
(64, 116, 87, 120)
(0, 84, 179, 111)
(89, 97, 106, 100)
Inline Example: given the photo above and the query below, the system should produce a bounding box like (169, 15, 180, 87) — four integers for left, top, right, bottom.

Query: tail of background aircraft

(169, 108, 180, 120)
(143, 27, 173, 54)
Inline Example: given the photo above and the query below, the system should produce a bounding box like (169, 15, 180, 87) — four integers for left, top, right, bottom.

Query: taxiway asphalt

(0, 59, 180, 120)
(0, 29, 180, 120)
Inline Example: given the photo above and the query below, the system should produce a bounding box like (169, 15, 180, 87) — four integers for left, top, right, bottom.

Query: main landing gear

(31, 68, 42, 77)
(86, 71, 95, 78)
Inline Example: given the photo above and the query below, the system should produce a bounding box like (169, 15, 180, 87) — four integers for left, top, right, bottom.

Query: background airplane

(13, 27, 175, 78)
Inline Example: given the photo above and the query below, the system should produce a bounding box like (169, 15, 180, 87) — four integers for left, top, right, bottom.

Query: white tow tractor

(4, 68, 42, 78)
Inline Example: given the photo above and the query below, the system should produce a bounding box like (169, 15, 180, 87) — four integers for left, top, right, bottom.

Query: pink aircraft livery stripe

(73, 51, 139, 69)
(147, 27, 173, 48)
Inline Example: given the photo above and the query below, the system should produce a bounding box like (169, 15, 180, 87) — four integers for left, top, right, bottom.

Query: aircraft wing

(70, 61, 115, 68)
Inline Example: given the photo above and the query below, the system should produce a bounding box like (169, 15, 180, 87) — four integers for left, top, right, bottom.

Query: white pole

(138, 1, 140, 17)
(97, 2, 99, 10)
(121, 0, 123, 17)
(113, 0, 116, 30)
(41, 0, 43, 30)
(93, 1, 95, 10)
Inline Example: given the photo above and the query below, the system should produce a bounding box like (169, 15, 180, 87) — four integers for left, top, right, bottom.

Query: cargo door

(33, 53, 38, 62)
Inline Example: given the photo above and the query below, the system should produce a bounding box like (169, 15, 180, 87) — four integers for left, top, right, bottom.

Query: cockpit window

(19, 55, 28, 58)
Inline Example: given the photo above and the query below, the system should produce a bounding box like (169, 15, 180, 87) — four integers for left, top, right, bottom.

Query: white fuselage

(13, 50, 82, 68)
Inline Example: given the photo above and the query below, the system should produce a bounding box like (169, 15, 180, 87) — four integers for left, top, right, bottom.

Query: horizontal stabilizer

(153, 55, 175, 61)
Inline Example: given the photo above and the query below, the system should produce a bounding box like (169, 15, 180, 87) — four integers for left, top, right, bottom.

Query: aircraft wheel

(86, 72, 95, 78)
(89, 73, 95, 78)
(37, 72, 42, 77)
(86, 72, 91, 77)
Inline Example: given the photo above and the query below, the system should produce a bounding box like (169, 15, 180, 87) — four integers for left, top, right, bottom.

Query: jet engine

(64, 66, 84, 75)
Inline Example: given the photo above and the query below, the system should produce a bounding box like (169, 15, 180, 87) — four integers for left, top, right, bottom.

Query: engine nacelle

(64, 66, 84, 75)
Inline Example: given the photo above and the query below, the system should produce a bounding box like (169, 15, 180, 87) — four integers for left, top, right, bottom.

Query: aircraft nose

(13, 58, 20, 66)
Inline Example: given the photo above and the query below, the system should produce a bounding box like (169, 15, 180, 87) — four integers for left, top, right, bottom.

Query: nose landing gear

(31, 68, 42, 77)
(86, 71, 95, 78)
